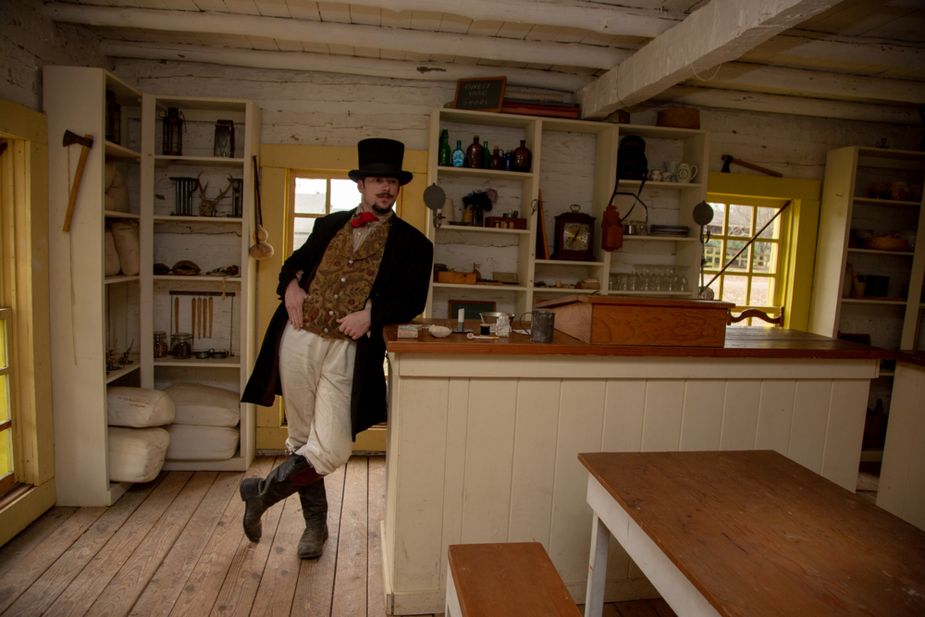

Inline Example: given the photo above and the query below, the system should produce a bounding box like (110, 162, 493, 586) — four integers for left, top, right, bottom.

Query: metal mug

(526, 309, 555, 343)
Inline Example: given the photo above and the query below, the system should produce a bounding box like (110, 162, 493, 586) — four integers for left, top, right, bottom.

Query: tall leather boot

(297, 479, 329, 559)
(240, 454, 323, 542)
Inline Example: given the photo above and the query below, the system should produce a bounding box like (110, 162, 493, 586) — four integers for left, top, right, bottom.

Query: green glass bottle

(438, 129, 451, 166)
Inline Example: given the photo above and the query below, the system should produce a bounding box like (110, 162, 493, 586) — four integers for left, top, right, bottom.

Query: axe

(720, 154, 782, 178)
(62, 130, 94, 232)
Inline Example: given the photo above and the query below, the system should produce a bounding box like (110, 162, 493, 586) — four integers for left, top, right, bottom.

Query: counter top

(897, 350, 925, 367)
(385, 321, 891, 360)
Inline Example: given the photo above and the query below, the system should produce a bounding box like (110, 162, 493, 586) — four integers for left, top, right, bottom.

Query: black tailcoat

(242, 209, 433, 438)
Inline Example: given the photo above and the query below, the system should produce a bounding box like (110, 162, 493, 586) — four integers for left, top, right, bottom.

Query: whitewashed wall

(112, 60, 923, 181)
(0, 1, 108, 110)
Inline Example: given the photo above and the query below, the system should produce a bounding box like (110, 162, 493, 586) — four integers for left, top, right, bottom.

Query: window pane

(750, 276, 774, 306)
(0, 319, 6, 369)
(293, 217, 316, 252)
(330, 179, 357, 212)
(0, 426, 11, 476)
(727, 204, 753, 237)
(752, 241, 777, 274)
(0, 375, 8, 423)
(294, 178, 326, 215)
(706, 201, 725, 235)
(756, 207, 780, 239)
(725, 240, 750, 272)
(704, 238, 723, 271)
(723, 275, 749, 306)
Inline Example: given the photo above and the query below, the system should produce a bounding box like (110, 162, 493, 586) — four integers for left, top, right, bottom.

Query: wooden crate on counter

(537, 295, 734, 347)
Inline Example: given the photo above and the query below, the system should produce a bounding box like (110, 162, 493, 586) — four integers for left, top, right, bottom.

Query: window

(701, 196, 791, 326)
(290, 172, 357, 253)
(0, 307, 12, 498)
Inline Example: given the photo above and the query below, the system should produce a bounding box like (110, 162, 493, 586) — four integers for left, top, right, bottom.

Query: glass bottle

(482, 140, 491, 168)
(489, 147, 504, 169)
(451, 140, 465, 167)
(465, 136, 483, 168)
(512, 139, 532, 172)
(153, 331, 169, 358)
(438, 129, 451, 166)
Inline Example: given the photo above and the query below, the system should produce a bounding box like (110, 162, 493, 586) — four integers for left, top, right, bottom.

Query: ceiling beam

(99, 41, 593, 92)
(653, 85, 920, 124)
(692, 62, 925, 105)
(300, 0, 681, 38)
(579, 0, 845, 118)
(45, 3, 629, 70)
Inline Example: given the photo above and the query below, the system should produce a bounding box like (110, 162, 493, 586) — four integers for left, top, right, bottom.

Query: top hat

(348, 138, 413, 186)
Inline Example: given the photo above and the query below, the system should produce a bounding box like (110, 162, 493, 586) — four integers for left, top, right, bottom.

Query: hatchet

(62, 130, 94, 232)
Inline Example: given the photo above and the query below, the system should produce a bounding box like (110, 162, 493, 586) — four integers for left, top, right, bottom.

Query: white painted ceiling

(44, 0, 925, 124)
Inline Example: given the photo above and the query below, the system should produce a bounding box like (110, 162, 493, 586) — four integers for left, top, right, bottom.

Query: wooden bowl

(863, 235, 910, 251)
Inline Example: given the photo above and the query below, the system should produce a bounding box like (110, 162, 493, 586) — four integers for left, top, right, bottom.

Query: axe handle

(63, 135, 94, 232)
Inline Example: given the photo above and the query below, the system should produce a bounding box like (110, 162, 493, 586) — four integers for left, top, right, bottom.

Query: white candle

(457, 308, 465, 324)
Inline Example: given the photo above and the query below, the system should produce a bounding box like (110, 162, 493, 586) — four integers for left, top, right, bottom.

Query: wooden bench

(446, 542, 582, 617)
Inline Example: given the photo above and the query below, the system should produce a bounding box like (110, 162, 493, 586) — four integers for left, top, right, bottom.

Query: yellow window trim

(252, 144, 427, 452)
(0, 99, 56, 546)
(707, 173, 821, 331)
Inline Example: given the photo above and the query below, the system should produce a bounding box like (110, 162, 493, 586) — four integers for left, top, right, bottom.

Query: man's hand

(337, 309, 371, 340)
(285, 279, 307, 329)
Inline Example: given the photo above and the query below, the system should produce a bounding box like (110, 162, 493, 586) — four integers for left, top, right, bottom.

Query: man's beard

(371, 196, 395, 215)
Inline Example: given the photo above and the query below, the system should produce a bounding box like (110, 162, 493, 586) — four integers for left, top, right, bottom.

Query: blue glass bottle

(451, 140, 465, 167)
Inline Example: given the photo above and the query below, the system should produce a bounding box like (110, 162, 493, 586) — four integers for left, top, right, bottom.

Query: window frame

(706, 173, 822, 331)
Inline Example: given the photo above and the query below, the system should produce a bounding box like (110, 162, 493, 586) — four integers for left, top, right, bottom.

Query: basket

(656, 107, 700, 129)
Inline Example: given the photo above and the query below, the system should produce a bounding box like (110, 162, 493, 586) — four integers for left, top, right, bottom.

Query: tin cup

(526, 309, 555, 343)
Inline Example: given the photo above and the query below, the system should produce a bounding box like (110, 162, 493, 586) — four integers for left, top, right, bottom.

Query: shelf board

(852, 196, 921, 207)
(162, 455, 245, 472)
(536, 258, 604, 267)
(155, 155, 245, 167)
(533, 287, 598, 294)
(155, 357, 241, 368)
(841, 297, 908, 306)
(105, 274, 140, 285)
(153, 215, 243, 223)
(618, 179, 703, 191)
(436, 166, 533, 180)
(105, 141, 140, 159)
(623, 235, 696, 243)
(106, 362, 141, 383)
(154, 275, 242, 282)
(104, 210, 140, 219)
(432, 282, 527, 292)
(847, 247, 914, 256)
(438, 223, 530, 236)
(606, 290, 694, 297)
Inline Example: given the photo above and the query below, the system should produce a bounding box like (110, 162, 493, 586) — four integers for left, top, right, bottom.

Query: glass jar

(170, 332, 192, 359)
(465, 136, 483, 168)
(153, 331, 169, 358)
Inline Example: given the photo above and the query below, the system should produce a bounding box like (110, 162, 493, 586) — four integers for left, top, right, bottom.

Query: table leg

(584, 512, 609, 617)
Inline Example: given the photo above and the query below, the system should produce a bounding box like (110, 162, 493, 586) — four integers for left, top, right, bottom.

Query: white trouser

(278, 323, 356, 475)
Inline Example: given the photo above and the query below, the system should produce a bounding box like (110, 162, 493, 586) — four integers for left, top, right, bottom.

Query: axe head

(62, 130, 94, 149)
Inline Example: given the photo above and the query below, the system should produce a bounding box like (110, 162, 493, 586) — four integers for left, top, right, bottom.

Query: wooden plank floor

(0, 455, 675, 617)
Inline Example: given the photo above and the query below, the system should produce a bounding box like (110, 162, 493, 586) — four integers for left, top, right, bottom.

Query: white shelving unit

(140, 94, 259, 472)
(46, 66, 143, 506)
(46, 67, 259, 507)
(809, 146, 925, 462)
(425, 108, 708, 319)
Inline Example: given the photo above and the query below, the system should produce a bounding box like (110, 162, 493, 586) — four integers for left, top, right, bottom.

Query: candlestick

(455, 307, 465, 333)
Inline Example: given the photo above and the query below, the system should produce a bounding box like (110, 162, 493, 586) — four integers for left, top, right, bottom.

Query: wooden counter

(380, 323, 882, 615)
(386, 321, 891, 359)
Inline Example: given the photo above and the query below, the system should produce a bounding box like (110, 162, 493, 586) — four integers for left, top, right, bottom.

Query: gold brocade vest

(302, 220, 388, 338)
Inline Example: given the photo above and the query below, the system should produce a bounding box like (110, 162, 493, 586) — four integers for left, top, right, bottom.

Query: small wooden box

(537, 295, 733, 347)
(437, 271, 477, 285)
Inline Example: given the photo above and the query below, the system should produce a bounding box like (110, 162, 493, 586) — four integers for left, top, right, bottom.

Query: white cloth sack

(165, 424, 239, 461)
(104, 230, 120, 276)
(107, 386, 175, 428)
(104, 162, 129, 212)
(164, 383, 240, 427)
(110, 221, 139, 276)
(108, 426, 170, 483)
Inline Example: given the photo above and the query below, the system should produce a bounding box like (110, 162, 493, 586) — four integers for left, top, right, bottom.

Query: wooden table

(579, 450, 925, 617)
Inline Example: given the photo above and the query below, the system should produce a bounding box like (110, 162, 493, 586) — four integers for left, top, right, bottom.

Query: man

(240, 138, 433, 558)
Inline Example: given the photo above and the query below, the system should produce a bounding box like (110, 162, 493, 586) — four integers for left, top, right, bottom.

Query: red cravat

(351, 211, 378, 228)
